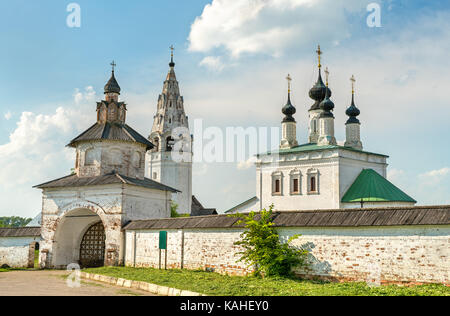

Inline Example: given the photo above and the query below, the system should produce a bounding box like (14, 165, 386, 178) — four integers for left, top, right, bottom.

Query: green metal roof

(341, 169, 416, 203)
(261, 143, 389, 158)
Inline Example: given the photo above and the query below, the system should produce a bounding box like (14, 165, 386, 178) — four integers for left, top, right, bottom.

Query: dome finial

(169, 45, 175, 67)
(110, 60, 116, 73)
(351, 74, 356, 95)
(316, 45, 322, 69)
(325, 67, 330, 87)
(286, 73, 292, 94)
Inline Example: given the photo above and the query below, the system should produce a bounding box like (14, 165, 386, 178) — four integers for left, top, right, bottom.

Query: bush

(230, 205, 308, 277)
(171, 202, 190, 218)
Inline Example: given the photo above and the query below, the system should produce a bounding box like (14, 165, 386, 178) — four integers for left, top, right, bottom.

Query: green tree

(170, 203, 189, 218)
(0, 216, 32, 228)
(230, 205, 308, 277)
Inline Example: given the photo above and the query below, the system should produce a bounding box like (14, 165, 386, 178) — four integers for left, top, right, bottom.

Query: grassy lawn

(83, 267, 449, 296)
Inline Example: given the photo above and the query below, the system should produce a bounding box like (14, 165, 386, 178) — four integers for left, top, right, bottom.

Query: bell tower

(147, 47, 193, 214)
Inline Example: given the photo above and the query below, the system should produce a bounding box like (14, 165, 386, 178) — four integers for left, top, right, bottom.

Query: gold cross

(286, 74, 292, 93)
(110, 60, 116, 72)
(169, 45, 175, 57)
(351, 75, 356, 94)
(325, 67, 330, 87)
(316, 45, 322, 69)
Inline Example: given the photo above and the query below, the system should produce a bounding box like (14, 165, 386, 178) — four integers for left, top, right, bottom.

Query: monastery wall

(0, 237, 38, 268)
(124, 225, 449, 285)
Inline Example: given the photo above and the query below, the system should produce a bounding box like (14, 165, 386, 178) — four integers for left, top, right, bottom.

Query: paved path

(0, 270, 156, 296)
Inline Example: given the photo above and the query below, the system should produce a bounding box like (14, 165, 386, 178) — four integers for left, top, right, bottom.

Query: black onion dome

(346, 94, 360, 124)
(104, 71, 121, 94)
(319, 91, 335, 118)
(169, 55, 175, 68)
(282, 93, 296, 122)
(309, 70, 332, 110)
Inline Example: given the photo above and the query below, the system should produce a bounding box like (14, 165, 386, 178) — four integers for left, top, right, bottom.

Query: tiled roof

(124, 205, 450, 230)
(67, 122, 154, 150)
(342, 169, 416, 203)
(34, 172, 179, 193)
(0, 227, 41, 238)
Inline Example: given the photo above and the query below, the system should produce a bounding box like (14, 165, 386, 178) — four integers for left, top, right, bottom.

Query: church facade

(227, 46, 416, 213)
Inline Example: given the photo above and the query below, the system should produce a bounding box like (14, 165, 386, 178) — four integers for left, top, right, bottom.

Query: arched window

(310, 177, 316, 192)
(85, 148, 95, 166)
(290, 169, 302, 195)
(166, 137, 174, 152)
(307, 168, 319, 194)
(153, 138, 160, 152)
(272, 171, 283, 196)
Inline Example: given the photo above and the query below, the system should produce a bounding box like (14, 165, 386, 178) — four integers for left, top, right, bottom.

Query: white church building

(227, 46, 416, 213)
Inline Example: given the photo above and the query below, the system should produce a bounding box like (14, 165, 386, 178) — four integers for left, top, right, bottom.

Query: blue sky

(0, 0, 449, 217)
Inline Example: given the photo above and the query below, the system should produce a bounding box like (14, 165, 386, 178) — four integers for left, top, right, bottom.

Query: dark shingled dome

(104, 71, 121, 94)
(282, 93, 296, 122)
(309, 70, 331, 111)
(346, 94, 361, 124)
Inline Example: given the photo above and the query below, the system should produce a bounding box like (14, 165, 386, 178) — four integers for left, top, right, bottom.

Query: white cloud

(74, 86, 96, 104)
(0, 87, 94, 217)
(199, 56, 225, 71)
(419, 167, 450, 179)
(237, 156, 257, 170)
(4, 111, 12, 120)
(188, 0, 363, 59)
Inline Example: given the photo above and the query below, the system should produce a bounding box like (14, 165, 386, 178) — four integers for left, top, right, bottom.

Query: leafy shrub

(230, 205, 308, 277)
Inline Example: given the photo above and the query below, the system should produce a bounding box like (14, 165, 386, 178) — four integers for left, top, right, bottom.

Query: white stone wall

(125, 225, 450, 284)
(0, 237, 39, 268)
(281, 226, 449, 284)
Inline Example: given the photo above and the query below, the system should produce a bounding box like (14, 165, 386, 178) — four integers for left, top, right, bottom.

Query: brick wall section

(0, 236, 39, 268)
(125, 225, 449, 285)
(0, 245, 30, 268)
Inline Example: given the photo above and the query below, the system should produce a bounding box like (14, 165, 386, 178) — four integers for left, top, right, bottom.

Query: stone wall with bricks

(125, 225, 449, 285)
(0, 237, 39, 268)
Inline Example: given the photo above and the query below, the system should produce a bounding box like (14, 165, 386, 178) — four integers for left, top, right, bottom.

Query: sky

(0, 0, 449, 217)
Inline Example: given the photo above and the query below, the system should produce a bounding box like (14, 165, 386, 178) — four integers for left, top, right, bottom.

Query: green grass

(34, 250, 39, 269)
(83, 267, 450, 296)
(0, 268, 9, 273)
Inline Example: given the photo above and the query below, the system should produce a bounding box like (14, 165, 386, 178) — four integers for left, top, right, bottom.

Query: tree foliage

(0, 216, 32, 228)
(170, 203, 189, 218)
(230, 205, 308, 277)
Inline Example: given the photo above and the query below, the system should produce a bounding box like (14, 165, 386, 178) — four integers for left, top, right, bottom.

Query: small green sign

(159, 231, 167, 250)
